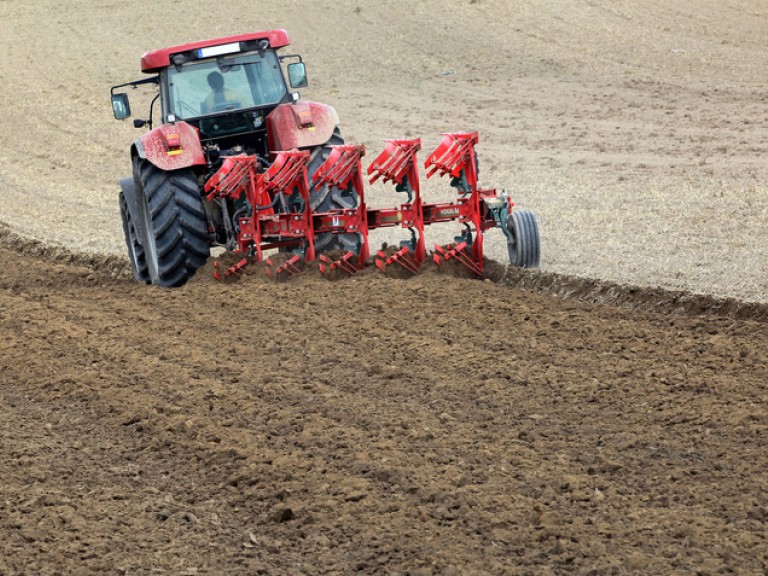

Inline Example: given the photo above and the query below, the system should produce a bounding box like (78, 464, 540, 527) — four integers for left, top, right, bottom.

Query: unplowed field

(2, 1, 768, 574)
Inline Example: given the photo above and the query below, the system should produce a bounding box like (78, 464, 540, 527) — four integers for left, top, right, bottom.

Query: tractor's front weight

(205, 132, 514, 280)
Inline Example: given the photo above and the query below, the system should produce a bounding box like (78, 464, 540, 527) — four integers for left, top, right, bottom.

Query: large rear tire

(134, 159, 210, 287)
(119, 190, 149, 283)
(306, 127, 360, 252)
(506, 209, 540, 268)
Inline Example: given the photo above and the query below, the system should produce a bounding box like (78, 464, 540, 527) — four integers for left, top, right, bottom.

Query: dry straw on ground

(1, 0, 767, 302)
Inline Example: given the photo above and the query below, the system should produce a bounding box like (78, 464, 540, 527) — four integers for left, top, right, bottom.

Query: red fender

(135, 121, 206, 171)
(266, 100, 340, 152)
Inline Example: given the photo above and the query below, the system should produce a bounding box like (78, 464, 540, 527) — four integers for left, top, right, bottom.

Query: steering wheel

(211, 100, 242, 113)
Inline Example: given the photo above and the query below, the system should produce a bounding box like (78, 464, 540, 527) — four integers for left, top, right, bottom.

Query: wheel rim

(120, 195, 140, 276)
(127, 229, 141, 269)
(507, 215, 521, 266)
(138, 185, 160, 282)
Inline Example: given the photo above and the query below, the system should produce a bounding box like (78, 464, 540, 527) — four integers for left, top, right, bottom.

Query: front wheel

(506, 209, 540, 268)
(134, 159, 210, 287)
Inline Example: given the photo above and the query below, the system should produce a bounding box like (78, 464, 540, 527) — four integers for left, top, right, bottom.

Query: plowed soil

(2, 243, 768, 575)
(2, 1, 768, 574)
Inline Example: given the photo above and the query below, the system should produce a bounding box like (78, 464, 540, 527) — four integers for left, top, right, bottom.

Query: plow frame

(204, 132, 515, 278)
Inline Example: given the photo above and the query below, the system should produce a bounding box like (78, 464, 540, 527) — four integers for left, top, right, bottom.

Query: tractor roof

(140, 30, 291, 73)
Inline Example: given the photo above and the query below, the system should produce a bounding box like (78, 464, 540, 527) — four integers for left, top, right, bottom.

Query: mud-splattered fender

(266, 100, 340, 151)
(134, 121, 206, 171)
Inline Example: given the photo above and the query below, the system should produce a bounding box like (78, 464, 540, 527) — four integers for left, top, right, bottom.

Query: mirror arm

(110, 76, 159, 95)
(278, 53, 304, 64)
(147, 94, 160, 130)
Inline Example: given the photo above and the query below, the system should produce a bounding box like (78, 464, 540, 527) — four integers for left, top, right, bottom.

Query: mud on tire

(134, 159, 210, 287)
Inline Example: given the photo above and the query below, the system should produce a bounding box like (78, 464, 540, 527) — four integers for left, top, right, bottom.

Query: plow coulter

(205, 132, 540, 281)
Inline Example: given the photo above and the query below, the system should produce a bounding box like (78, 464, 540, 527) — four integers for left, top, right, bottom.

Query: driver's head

(207, 71, 224, 90)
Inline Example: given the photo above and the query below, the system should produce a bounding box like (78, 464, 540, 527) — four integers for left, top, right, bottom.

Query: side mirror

(287, 62, 308, 89)
(111, 93, 131, 120)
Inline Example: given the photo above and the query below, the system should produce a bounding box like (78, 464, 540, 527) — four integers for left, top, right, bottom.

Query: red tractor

(111, 30, 540, 286)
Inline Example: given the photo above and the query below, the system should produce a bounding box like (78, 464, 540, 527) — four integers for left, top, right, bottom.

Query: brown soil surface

(2, 243, 768, 575)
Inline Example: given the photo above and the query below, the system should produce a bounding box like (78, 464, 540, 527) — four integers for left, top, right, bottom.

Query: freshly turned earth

(1, 243, 767, 574)
(2, 0, 768, 574)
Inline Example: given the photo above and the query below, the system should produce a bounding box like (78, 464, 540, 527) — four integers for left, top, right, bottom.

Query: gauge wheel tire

(306, 127, 361, 253)
(119, 190, 150, 283)
(506, 209, 540, 269)
(134, 159, 211, 287)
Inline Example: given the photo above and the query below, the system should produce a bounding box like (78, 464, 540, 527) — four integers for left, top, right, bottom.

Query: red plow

(204, 132, 540, 280)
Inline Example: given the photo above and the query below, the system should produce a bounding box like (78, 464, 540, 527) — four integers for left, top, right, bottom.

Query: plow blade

(375, 247, 421, 276)
(319, 252, 365, 276)
(265, 255, 304, 280)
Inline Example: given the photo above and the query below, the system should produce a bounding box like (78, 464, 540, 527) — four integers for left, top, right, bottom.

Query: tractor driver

(202, 71, 244, 114)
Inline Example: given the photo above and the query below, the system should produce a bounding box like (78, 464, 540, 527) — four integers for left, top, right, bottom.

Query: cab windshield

(166, 50, 286, 119)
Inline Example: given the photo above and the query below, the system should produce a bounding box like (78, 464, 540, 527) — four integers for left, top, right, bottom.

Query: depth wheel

(506, 209, 540, 268)
(119, 190, 149, 283)
(134, 159, 211, 287)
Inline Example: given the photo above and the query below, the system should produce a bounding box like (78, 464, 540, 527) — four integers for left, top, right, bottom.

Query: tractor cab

(160, 44, 308, 147)
(111, 30, 308, 158)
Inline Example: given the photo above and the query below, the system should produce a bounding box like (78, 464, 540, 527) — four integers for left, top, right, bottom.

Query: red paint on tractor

(140, 30, 291, 73)
(205, 132, 513, 278)
(266, 101, 339, 152)
(205, 150, 315, 263)
(138, 121, 206, 171)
